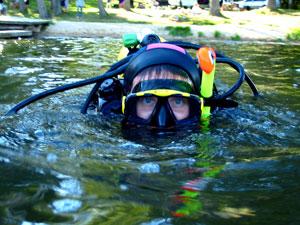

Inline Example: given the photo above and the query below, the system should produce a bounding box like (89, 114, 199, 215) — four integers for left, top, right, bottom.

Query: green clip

(122, 33, 139, 48)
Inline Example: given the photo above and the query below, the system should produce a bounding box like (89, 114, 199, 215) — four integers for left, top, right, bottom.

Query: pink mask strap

(146, 43, 186, 54)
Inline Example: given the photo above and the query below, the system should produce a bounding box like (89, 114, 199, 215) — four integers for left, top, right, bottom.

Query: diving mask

(122, 89, 203, 128)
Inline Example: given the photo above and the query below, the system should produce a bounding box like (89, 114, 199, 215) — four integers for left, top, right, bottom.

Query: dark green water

(0, 38, 299, 225)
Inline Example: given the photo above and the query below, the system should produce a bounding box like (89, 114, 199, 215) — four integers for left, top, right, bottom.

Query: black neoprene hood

(124, 43, 200, 94)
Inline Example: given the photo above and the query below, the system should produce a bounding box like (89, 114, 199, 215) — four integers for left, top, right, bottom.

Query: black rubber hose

(244, 72, 259, 97)
(6, 41, 258, 115)
(179, 41, 258, 96)
(129, 40, 253, 99)
(5, 64, 128, 116)
(215, 58, 259, 98)
(214, 57, 245, 100)
(107, 53, 134, 72)
(80, 81, 102, 114)
(80, 53, 136, 114)
(194, 57, 259, 97)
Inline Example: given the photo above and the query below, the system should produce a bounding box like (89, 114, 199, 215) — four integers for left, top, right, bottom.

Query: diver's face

(136, 96, 190, 121)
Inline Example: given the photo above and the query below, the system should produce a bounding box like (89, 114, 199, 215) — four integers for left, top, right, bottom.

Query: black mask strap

(131, 79, 195, 94)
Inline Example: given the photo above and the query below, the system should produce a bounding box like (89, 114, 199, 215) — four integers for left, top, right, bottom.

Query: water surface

(0, 38, 299, 225)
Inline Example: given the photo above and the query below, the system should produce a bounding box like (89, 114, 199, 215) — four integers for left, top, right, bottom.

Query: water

(0, 38, 299, 225)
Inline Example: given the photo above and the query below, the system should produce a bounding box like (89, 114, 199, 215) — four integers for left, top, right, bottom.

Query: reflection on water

(0, 38, 299, 225)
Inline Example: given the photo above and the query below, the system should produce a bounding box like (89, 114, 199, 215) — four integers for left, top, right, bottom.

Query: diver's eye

(136, 96, 158, 120)
(138, 96, 157, 108)
(168, 97, 185, 107)
(143, 96, 156, 105)
(175, 97, 183, 105)
(168, 96, 190, 120)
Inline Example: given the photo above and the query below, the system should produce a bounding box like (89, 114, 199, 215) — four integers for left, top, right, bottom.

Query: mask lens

(124, 92, 201, 128)
(167, 96, 190, 120)
(136, 96, 158, 120)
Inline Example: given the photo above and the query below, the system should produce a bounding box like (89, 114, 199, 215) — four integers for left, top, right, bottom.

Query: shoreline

(40, 20, 298, 43)
(2, 8, 299, 43)
(39, 9, 300, 43)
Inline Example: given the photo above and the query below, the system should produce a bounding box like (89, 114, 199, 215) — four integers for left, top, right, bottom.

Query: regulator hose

(6, 41, 259, 116)
(168, 41, 259, 97)
(80, 51, 138, 114)
(214, 57, 245, 100)
(244, 72, 259, 97)
(5, 63, 128, 116)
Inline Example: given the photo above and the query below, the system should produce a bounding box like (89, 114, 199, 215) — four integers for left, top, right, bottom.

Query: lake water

(0, 38, 299, 225)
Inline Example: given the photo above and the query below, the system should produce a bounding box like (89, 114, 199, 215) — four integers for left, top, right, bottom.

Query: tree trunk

(276, 0, 280, 8)
(124, 0, 131, 10)
(98, 0, 108, 16)
(19, 0, 26, 12)
(293, 0, 299, 9)
(267, 0, 277, 10)
(209, 0, 222, 17)
(51, 0, 62, 16)
(288, 0, 295, 9)
(36, 0, 50, 18)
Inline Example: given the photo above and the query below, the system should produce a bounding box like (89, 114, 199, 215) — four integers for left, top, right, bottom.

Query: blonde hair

(131, 65, 194, 91)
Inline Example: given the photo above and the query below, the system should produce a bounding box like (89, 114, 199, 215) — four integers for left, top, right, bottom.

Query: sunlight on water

(52, 199, 82, 213)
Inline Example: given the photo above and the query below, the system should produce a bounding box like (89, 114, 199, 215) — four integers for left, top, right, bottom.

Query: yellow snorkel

(197, 47, 216, 120)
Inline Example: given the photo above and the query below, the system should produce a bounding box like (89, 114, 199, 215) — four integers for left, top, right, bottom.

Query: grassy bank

(287, 28, 300, 41)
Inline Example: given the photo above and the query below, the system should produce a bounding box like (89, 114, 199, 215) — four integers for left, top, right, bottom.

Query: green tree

(288, 0, 298, 9)
(281, 0, 299, 9)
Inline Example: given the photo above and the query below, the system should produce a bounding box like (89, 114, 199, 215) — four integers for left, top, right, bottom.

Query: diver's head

(122, 43, 203, 130)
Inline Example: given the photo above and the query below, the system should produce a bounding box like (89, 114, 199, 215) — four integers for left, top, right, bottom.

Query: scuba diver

(6, 33, 259, 131)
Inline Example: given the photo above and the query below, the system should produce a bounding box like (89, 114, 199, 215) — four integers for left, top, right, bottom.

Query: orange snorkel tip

(196, 47, 216, 74)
